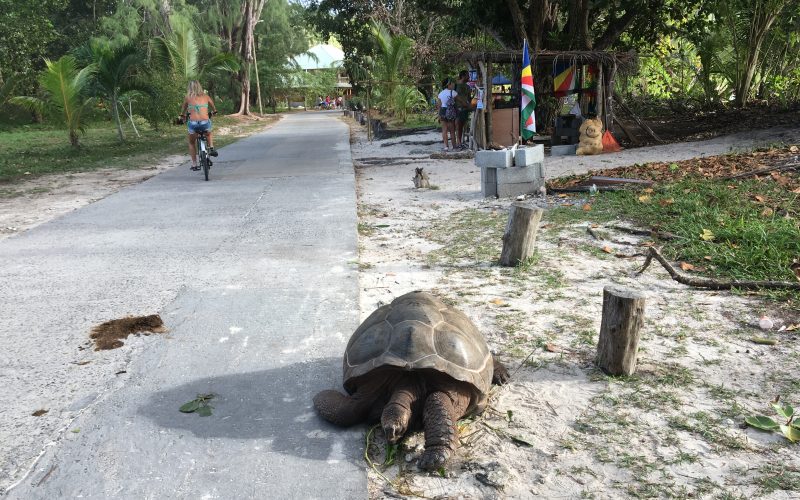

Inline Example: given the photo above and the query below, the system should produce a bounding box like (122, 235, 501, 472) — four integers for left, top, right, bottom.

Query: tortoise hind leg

(417, 382, 471, 471)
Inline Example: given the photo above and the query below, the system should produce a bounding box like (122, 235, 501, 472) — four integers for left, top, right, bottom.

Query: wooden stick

(721, 162, 800, 180)
(606, 224, 678, 240)
(636, 247, 800, 290)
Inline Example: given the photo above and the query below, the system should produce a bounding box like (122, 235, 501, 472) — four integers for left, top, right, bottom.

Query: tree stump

(499, 204, 543, 266)
(596, 286, 646, 376)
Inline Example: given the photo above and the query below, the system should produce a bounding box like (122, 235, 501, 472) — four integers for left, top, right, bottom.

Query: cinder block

(551, 144, 577, 156)
(497, 181, 544, 198)
(481, 167, 498, 197)
(497, 165, 539, 184)
(475, 149, 512, 168)
(513, 145, 544, 166)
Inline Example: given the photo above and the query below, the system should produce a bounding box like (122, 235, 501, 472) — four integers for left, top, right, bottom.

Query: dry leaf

(582, 203, 592, 211)
(761, 207, 774, 217)
(643, 188, 654, 193)
(786, 324, 799, 332)
(557, 193, 568, 198)
(754, 195, 766, 202)
(790, 145, 798, 153)
(386, 272, 396, 276)
(638, 195, 651, 203)
(640, 241, 655, 247)
(590, 223, 600, 228)
(545, 343, 563, 353)
(704, 255, 713, 261)
(700, 229, 715, 241)
(658, 198, 675, 206)
(489, 298, 506, 306)
(541, 223, 555, 229)
(680, 262, 695, 271)
(792, 187, 800, 194)
(602, 246, 613, 254)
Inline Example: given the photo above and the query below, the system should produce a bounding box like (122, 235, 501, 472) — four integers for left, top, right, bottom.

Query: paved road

(0, 112, 366, 498)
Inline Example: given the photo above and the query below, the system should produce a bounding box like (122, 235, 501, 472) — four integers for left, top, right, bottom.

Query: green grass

(546, 178, 800, 301)
(0, 116, 269, 185)
(425, 208, 505, 266)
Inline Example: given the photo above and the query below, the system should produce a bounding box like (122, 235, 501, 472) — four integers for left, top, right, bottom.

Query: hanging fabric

(553, 61, 577, 97)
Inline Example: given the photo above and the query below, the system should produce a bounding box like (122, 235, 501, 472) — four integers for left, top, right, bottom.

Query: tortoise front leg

(418, 387, 470, 471)
(381, 375, 424, 443)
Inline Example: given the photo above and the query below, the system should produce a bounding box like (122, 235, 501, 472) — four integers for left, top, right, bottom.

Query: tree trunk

(111, 92, 125, 142)
(500, 204, 543, 266)
(596, 286, 646, 376)
(69, 129, 80, 148)
(235, 0, 267, 116)
(734, 2, 784, 107)
(568, 0, 592, 49)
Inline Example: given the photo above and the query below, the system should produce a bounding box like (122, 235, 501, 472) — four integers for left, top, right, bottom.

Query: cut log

(500, 204, 543, 266)
(596, 286, 646, 376)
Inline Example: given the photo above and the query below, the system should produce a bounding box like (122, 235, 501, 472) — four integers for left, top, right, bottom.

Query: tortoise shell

(343, 291, 493, 411)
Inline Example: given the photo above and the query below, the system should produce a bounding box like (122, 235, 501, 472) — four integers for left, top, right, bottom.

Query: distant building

(286, 44, 352, 108)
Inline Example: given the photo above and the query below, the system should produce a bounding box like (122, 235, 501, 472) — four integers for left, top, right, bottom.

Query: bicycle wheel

(200, 151, 209, 181)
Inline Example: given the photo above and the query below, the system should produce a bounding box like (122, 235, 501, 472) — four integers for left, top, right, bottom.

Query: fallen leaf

(785, 324, 799, 332)
(590, 223, 600, 228)
(638, 195, 651, 203)
(385, 272, 396, 276)
(761, 207, 774, 217)
(32, 409, 48, 417)
(640, 241, 655, 247)
(790, 145, 798, 153)
(545, 343, 563, 353)
(643, 188, 654, 193)
(582, 203, 592, 211)
(602, 246, 613, 254)
(727, 185, 737, 189)
(489, 298, 506, 306)
(557, 193, 568, 198)
(793, 187, 800, 194)
(680, 262, 695, 271)
(658, 198, 675, 206)
(754, 195, 766, 202)
(700, 229, 715, 241)
(540, 223, 555, 229)
(704, 255, 713, 261)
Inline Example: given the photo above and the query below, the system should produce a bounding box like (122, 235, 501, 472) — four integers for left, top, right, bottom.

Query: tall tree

(235, 0, 268, 115)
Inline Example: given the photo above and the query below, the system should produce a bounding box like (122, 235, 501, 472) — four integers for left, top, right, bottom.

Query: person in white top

(436, 78, 458, 151)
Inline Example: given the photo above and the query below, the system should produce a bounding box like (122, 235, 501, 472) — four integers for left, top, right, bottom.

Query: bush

(138, 71, 185, 130)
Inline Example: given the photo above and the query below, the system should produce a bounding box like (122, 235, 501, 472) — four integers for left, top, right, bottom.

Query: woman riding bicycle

(181, 81, 218, 170)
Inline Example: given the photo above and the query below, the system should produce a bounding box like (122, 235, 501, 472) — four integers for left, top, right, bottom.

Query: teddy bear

(575, 117, 604, 155)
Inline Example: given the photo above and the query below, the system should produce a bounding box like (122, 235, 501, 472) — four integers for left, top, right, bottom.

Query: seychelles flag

(520, 39, 536, 140)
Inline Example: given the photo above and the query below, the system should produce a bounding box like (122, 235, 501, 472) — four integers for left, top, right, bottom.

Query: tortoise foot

(418, 445, 451, 471)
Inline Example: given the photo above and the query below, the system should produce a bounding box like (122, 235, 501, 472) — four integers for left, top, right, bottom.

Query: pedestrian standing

(455, 70, 472, 149)
(436, 78, 459, 151)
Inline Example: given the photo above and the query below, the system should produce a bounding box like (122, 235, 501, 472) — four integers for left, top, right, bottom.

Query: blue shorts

(188, 120, 212, 134)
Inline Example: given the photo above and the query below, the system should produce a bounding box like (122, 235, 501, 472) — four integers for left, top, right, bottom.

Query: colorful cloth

(553, 62, 577, 97)
(520, 39, 536, 140)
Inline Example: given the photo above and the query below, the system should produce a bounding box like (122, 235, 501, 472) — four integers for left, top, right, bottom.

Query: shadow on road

(137, 357, 366, 464)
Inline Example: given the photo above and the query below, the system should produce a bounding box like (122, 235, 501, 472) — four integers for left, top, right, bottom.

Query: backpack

(445, 91, 458, 121)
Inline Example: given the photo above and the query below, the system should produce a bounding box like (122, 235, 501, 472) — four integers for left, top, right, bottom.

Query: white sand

(349, 118, 800, 499)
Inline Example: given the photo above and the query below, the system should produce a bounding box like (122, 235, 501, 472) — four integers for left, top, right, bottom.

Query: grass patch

(425, 208, 505, 266)
(0, 116, 270, 184)
(667, 411, 748, 450)
(755, 465, 800, 493)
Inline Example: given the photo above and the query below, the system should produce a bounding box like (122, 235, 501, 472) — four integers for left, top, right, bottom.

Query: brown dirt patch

(90, 314, 167, 350)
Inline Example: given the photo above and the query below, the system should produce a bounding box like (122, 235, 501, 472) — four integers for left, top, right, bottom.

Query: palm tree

(370, 21, 414, 115)
(88, 41, 145, 142)
(151, 23, 239, 82)
(11, 56, 95, 147)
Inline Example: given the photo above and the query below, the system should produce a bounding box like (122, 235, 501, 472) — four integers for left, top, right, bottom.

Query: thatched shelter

(447, 50, 639, 148)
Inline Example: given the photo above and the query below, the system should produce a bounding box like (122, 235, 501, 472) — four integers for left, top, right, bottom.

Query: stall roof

(292, 44, 345, 71)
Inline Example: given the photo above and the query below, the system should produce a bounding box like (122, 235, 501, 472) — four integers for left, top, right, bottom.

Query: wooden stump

(499, 204, 543, 266)
(596, 286, 646, 376)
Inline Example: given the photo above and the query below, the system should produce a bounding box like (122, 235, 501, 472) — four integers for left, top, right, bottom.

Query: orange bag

(602, 130, 622, 152)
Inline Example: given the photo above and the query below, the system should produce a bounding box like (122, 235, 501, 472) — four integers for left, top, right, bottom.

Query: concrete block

(475, 149, 512, 168)
(551, 144, 577, 156)
(497, 165, 540, 185)
(513, 145, 544, 166)
(497, 181, 544, 198)
(481, 167, 498, 197)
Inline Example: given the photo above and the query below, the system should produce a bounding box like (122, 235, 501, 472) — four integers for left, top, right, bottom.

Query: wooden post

(500, 204, 543, 266)
(596, 286, 646, 376)
(486, 61, 494, 146)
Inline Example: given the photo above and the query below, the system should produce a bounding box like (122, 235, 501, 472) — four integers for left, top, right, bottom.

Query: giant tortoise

(313, 291, 508, 470)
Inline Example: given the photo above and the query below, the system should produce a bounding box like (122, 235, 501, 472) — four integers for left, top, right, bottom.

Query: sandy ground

(349, 120, 800, 499)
